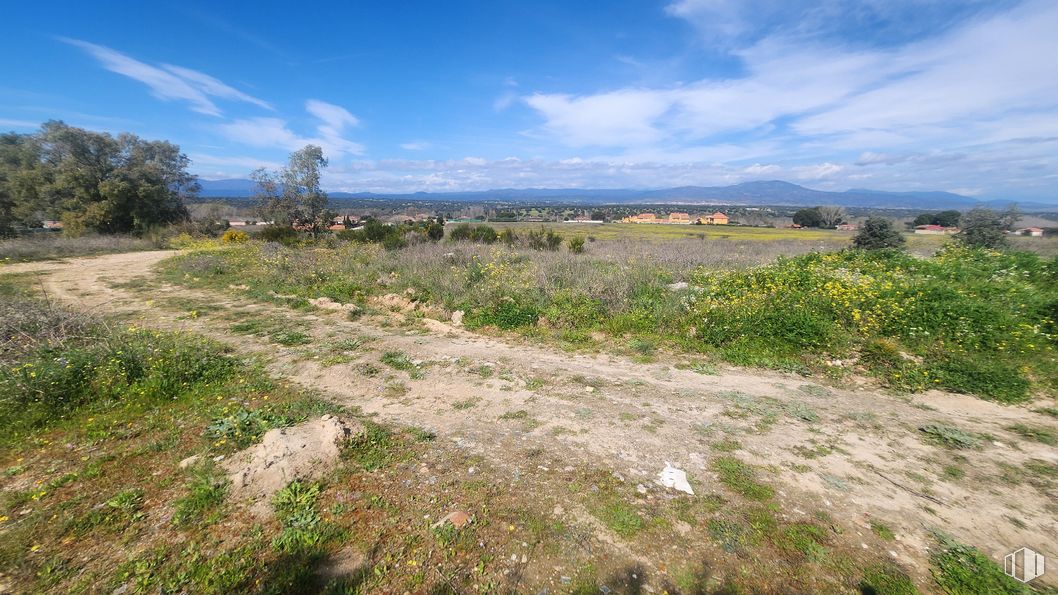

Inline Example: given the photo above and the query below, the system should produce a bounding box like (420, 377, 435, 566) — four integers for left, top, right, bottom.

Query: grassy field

(158, 231, 1058, 402)
(4, 262, 1051, 594)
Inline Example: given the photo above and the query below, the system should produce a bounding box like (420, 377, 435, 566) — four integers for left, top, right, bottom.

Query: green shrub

(930, 354, 1029, 403)
(465, 300, 540, 329)
(254, 225, 299, 244)
(0, 329, 237, 439)
(449, 223, 497, 244)
(568, 236, 586, 253)
(930, 535, 1033, 594)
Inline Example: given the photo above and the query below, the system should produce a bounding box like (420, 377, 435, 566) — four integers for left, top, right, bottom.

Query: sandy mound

(308, 296, 361, 314)
(223, 414, 363, 515)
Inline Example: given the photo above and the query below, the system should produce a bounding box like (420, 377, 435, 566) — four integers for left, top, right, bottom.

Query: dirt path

(5, 250, 1058, 587)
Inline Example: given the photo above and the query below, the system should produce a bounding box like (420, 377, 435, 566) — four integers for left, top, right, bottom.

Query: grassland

(159, 229, 1058, 402)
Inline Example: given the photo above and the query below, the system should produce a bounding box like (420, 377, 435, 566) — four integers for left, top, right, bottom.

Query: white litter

(657, 462, 694, 495)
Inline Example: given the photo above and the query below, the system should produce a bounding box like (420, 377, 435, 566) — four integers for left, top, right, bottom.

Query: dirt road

(5, 250, 1057, 587)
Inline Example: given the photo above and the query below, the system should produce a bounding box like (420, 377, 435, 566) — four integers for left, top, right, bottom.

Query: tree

(817, 205, 846, 228)
(792, 207, 823, 228)
(0, 121, 195, 235)
(956, 206, 1018, 249)
(913, 210, 961, 228)
(252, 145, 330, 235)
(853, 217, 905, 250)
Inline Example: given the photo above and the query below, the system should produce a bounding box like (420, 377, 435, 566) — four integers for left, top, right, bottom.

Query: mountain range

(195, 179, 1058, 212)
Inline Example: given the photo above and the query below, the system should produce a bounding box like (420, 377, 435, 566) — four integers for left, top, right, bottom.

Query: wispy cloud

(217, 100, 364, 158)
(61, 38, 272, 116)
(400, 141, 430, 151)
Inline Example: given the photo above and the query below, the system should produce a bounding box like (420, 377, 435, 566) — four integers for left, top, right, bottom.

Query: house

(697, 211, 729, 225)
(666, 212, 691, 224)
(1014, 227, 1044, 237)
(836, 223, 857, 231)
(914, 224, 958, 235)
(622, 213, 658, 223)
(41, 220, 63, 229)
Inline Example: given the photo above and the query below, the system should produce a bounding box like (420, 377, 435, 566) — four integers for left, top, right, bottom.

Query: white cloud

(522, 0, 1058, 187)
(161, 64, 273, 111)
(400, 141, 430, 151)
(0, 118, 39, 129)
(216, 114, 364, 158)
(62, 38, 272, 116)
(524, 90, 673, 146)
(305, 99, 359, 135)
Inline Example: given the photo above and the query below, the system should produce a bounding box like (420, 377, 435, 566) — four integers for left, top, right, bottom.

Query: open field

(488, 221, 1057, 256)
(1, 246, 1056, 593)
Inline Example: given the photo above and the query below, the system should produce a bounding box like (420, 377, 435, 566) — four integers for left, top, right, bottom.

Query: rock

(431, 510, 472, 529)
(223, 416, 364, 516)
(657, 462, 695, 495)
(178, 454, 201, 469)
(636, 484, 648, 494)
(667, 282, 689, 291)
(585, 386, 596, 393)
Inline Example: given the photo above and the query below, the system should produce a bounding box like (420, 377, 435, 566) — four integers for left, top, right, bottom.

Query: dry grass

(0, 234, 158, 263)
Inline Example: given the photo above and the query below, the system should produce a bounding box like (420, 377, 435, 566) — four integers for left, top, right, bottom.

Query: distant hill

(195, 179, 1058, 211)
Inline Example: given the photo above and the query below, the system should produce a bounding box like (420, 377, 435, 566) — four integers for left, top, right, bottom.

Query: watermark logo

(1004, 547, 1045, 583)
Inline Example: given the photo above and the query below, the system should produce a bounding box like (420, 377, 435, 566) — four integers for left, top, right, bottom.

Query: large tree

(252, 145, 331, 235)
(956, 206, 1019, 249)
(817, 205, 846, 228)
(792, 207, 824, 228)
(0, 121, 196, 235)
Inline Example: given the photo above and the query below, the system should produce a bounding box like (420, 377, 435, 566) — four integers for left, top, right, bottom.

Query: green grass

(919, 424, 980, 449)
(342, 421, 401, 471)
(172, 463, 229, 527)
(870, 519, 896, 540)
(1006, 423, 1057, 445)
(161, 236, 1057, 402)
(930, 535, 1035, 594)
(712, 456, 774, 501)
(860, 563, 919, 595)
(271, 481, 329, 553)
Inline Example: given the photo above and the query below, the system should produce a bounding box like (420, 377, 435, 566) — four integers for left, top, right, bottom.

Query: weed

(859, 563, 918, 595)
(271, 481, 328, 553)
(930, 534, 1033, 594)
(870, 520, 895, 540)
(271, 330, 312, 346)
(919, 424, 979, 449)
(1034, 407, 1058, 419)
(172, 464, 229, 527)
(380, 350, 416, 371)
(343, 422, 400, 471)
(1006, 424, 1056, 445)
(712, 457, 774, 501)
(452, 398, 479, 410)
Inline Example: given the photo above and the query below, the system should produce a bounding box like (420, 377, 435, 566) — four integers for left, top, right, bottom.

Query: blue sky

(2, 0, 1057, 200)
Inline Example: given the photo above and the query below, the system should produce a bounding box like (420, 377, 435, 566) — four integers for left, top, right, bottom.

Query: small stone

(521, 554, 528, 564)
(553, 505, 564, 515)
(585, 386, 596, 393)
(560, 577, 572, 586)
(468, 466, 477, 475)
(636, 484, 648, 494)
(178, 454, 201, 469)
(451, 310, 465, 326)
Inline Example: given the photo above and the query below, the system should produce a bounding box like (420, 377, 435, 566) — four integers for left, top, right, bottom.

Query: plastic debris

(657, 462, 694, 495)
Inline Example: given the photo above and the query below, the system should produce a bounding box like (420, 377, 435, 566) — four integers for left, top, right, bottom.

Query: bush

(527, 228, 562, 251)
(853, 218, 905, 250)
(568, 236, 586, 254)
(0, 301, 238, 438)
(221, 229, 248, 244)
(254, 225, 299, 245)
(449, 223, 497, 244)
(465, 300, 540, 329)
